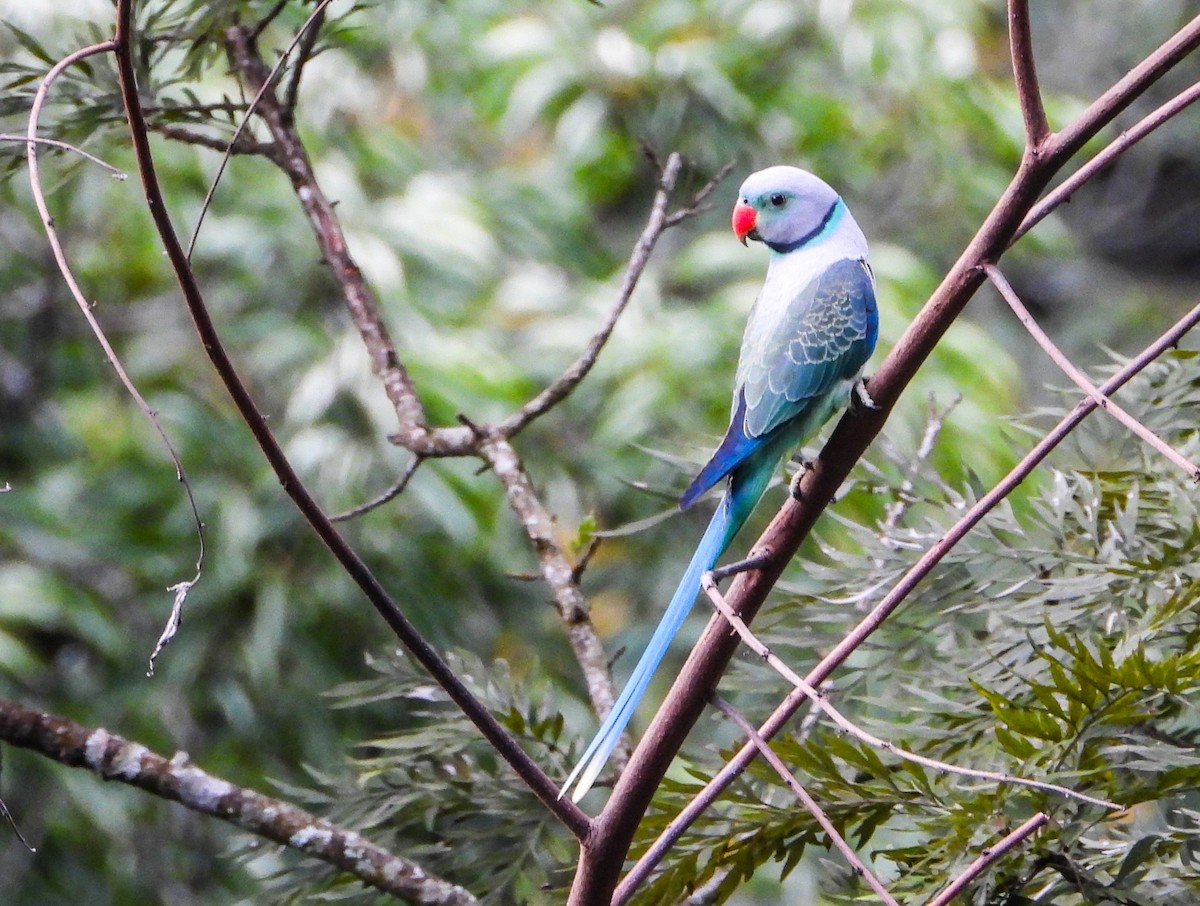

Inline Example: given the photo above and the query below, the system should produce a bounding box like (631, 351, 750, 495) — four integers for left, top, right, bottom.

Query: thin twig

(1008, 0, 1050, 147)
(663, 159, 737, 227)
(187, 0, 338, 260)
(148, 122, 280, 160)
(925, 813, 1049, 906)
(710, 696, 901, 906)
(0, 698, 475, 904)
(702, 575, 1120, 810)
(330, 455, 423, 522)
(1015, 78, 1200, 243)
(25, 39, 206, 675)
(985, 263, 1200, 480)
(616, 296, 1200, 902)
(112, 0, 589, 841)
(0, 134, 126, 178)
(282, 2, 326, 118)
(497, 152, 693, 438)
(879, 393, 960, 540)
(249, 0, 291, 42)
(0, 741, 35, 853)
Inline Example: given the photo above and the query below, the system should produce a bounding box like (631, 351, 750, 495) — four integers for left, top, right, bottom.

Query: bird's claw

(852, 376, 879, 412)
(789, 460, 815, 499)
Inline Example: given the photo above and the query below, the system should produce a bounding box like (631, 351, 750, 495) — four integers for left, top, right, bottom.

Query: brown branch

(282, 2, 325, 119)
(184, 0, 337, 259)
(1008, 0, 1050, 147)
(475, 433, 621, 730)
(330, 455, 424, 522)
(222, 18, 432, 450)
(0, 698, 476, 905)
(574, 18, 1200, 904)
(925, 813, 1049, 906)
(112, 0, 588, 842)
(1015, 78, 1200, 243)
(497, 153, 685, 438)
(615, 295, 1200, 902)
(985, 263, 1200, 479)
(25, 38, 206, 675)
(147, 122, 281, 161)
(710, 696, 901, 906)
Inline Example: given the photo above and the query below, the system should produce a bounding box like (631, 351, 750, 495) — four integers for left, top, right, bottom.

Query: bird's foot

(709, 551, 773, 583)
(851, 376, 879, 413)
(789, 459, 815, 499)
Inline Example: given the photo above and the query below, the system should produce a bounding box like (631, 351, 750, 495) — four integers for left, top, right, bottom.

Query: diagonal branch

(222, 18, 431, 449)
(1, 134, 127, 176)
(614, 295, 1200, 902)
(0, 698, 477, 905)
(330, 454, 424, 522)
(1015, 78, 1200, 243)
(925, 813, 1049, 906)
(985, 263, 1200, 480)
(710, 696, 901, 906)
(112, 0, 587, 842)
(187, 0, 338, 260)
(497, 157, 734, 438)
(497, 153, 684, 438)
(475, 431, 624, 743)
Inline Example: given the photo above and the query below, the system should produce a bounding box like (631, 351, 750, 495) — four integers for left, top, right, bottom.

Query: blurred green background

(1, 0, 1199, 902)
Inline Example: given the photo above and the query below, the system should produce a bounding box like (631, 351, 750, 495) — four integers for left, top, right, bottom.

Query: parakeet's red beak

(732, 200, 756, 246)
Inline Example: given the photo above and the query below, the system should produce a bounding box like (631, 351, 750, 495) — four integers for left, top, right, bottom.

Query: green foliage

(1, 0, 1196, 903)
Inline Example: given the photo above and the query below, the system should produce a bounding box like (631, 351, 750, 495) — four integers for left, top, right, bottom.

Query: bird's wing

(740, 257, 877, 438)
(679, 258, 876, 509)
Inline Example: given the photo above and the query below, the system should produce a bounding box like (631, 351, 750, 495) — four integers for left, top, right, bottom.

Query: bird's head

(732, 166, 842, 250)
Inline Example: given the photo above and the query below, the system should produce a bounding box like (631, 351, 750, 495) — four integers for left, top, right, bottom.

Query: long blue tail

(561, 456, 778, 801)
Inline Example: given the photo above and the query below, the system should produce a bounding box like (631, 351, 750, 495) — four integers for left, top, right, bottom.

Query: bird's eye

(769, 193, 787, 207)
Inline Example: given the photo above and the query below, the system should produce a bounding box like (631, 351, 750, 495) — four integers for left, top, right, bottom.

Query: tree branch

(112, 0, 588, 842)
(926, 813, 1049, 906)
(985, 263, 1200, 480)
(0, 698, 477, 905)
(148, 121, 282, 161)
(1008, 0, 1050, 148)
(497, 156, 731, 438)
(222, 19, 431, 449)
(475, 431, 623, 739)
